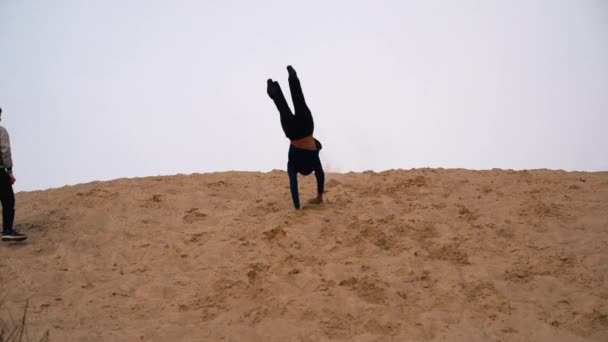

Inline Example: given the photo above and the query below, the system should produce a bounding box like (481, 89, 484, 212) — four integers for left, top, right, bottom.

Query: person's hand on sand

(307, 194, 323, 205)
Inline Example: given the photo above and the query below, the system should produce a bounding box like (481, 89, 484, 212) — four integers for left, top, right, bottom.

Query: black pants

(0, 170, 15, 231)
(271, 74, 314, 140)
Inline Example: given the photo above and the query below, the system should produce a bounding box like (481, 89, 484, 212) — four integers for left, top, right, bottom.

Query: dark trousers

(271, 74, 314, 140)
(0, 170, 15, 231)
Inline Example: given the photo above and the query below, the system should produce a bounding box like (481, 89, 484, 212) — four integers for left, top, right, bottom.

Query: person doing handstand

(267, 65, 324, 209)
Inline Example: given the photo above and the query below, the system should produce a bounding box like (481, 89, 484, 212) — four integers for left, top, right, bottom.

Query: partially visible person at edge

(267, 65, 325, 209)
(0, 107, 26, 241)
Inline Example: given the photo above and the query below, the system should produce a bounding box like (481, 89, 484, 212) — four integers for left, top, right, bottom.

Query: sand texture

(1, 169, 607, 341)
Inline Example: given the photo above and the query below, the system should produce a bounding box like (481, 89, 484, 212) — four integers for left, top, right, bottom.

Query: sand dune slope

(2, 169, 608, 341)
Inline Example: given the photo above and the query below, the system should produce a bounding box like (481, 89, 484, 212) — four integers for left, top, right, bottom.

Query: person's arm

(0, 128, 15, 185)
(315, 163, 325, 196)
(298, 159, 325, 206)
(288, 163, 300, 209)
(0, 127, 13, 171)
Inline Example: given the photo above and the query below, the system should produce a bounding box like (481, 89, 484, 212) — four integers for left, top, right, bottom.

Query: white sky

(1, 0, 607, 191)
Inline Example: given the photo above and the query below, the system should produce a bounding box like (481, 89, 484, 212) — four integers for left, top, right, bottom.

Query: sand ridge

(1, 169, 607, 341)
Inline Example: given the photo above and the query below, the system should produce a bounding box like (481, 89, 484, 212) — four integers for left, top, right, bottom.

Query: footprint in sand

(187, 232, 211, 245)
(75, 189, 119, 208)
(263, 226, 286, 240)
(77, 188, 119, 199)
(243, 306, 271, 325)
(338, 276, 387, 304)
(141, 194, 164, 209)
(247, 263, 270, 283)
(457, 205, 479, 221)
(480, 185, 493, 194)
(320, 314, 354, 339)
(183, 208, 207, 223)
(428, 242, 470, 265)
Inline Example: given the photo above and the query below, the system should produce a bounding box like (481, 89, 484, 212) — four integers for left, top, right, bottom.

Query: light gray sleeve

(0, 127, 13, 169)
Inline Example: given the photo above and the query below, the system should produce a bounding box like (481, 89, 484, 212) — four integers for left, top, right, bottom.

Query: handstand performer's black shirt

(287, 138, 324, 209)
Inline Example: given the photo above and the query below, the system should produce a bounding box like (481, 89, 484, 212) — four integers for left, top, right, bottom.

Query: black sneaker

(2, 229, 27, 242)
(267, 79, 281, 99)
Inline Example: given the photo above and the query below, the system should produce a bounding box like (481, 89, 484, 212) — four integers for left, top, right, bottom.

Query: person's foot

(287, 65, 297, 77)
(267, 79, 281, 99)
(2, 229, 27, 241)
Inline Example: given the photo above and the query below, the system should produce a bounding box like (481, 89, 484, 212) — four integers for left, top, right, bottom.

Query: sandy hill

(1, 169, 607, 341)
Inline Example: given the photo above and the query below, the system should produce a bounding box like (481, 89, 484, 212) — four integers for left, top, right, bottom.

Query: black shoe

(287, 65, 297, 77)
(267, 79, 281, 99)
(2, 229, 27, 242)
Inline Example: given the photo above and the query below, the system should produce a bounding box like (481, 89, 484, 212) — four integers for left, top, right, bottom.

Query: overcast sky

(1, 0, 607, 191)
